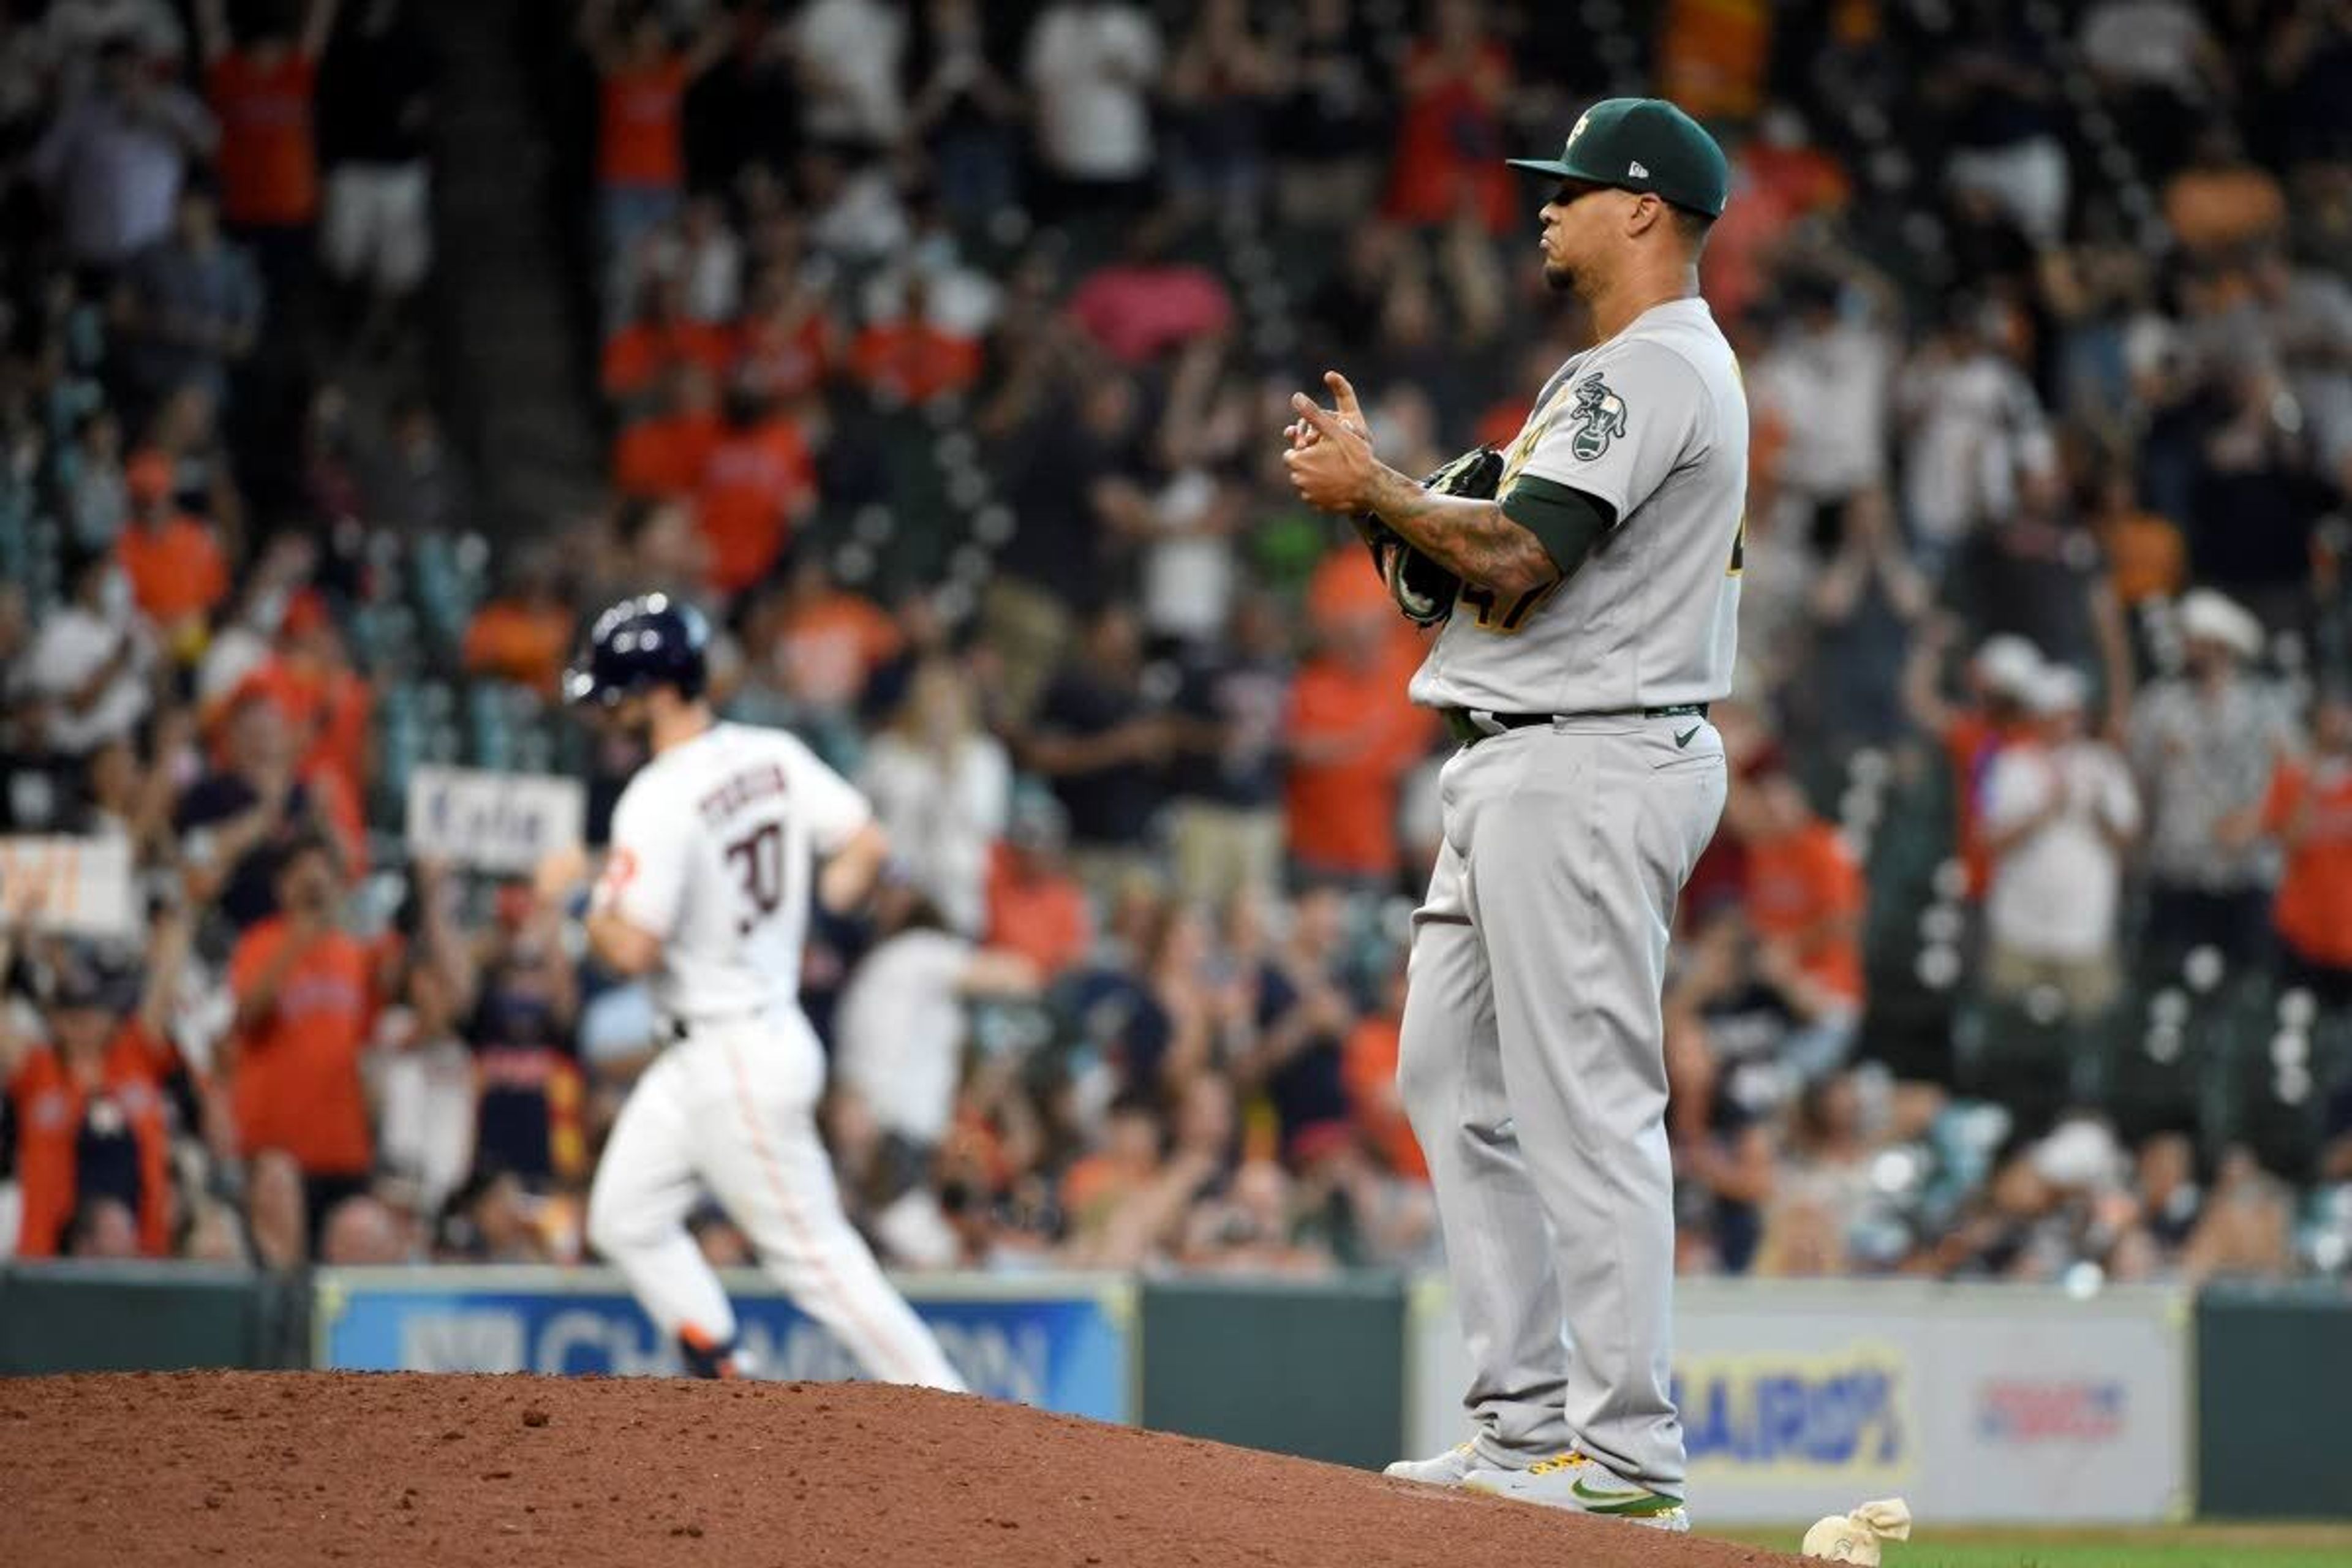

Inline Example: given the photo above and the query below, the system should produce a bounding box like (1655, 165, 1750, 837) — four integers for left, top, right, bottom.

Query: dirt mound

(0, 1372, 1806, 1567)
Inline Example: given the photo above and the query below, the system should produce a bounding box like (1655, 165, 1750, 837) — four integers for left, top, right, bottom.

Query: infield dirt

(0, 1371, 1811, 1567)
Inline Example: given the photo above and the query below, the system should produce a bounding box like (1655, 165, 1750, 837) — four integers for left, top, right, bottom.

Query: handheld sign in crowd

(0, 836, 138, 940)
(404, 766, 586, 876)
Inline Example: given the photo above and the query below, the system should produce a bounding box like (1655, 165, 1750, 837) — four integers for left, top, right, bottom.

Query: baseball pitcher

(546, 594, 964, 1390)
(1284, 98, 1743, 1530)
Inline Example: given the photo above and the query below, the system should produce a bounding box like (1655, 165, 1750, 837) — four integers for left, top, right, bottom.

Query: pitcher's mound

(1, 1372, 1803, 1566)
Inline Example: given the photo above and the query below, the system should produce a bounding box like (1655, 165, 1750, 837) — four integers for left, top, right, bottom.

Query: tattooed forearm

(1361, 464, 1556, 597)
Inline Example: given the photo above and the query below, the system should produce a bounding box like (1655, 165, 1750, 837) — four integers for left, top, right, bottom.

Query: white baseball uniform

(584, 720, 963, 1389)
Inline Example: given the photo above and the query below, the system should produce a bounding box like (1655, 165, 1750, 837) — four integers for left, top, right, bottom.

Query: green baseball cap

(1506, 97, 1730, 219)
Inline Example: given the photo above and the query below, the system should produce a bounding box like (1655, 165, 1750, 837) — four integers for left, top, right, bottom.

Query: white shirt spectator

(35, 77, 216, 268)
(1983, 736, 2141, 961)
(21, 589, 154, 755)
(791, 0, 908, 146)
(369, 1017, 476, 1216)
(1025, 2, 1161, 181)
(807, 164, 912, 264)
(32, 77, 216, 268)
(1139, 467, 1235, 646)
(1752, 317, 1894, 503)
(859, 731, 1010, 933)
(2079, 1, 2212, 99)
(1899, 343, 2053, 554)
(638, 214, 743, 323)
(834, 927, 978, 1145)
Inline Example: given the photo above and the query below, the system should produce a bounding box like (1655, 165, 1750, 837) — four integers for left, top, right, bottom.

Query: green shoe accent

(1571, 1479, 1683, 1517)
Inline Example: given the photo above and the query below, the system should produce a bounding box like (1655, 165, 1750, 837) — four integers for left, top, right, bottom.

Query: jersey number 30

(725, 823, 785, 935)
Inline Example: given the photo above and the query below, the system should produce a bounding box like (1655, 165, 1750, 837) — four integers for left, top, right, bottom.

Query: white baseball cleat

(1459, 1450, 1690, 1532)
(1382, 1441, 1483, 1487)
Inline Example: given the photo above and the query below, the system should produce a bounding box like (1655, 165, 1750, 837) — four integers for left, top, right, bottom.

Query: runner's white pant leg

(693, 1017, 967, 1392)
(587, 1047, 739, 1351)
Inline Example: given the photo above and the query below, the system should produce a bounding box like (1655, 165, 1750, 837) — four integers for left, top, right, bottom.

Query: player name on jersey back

(696, 760, 791, 827)
(598, 722, 873, 1027)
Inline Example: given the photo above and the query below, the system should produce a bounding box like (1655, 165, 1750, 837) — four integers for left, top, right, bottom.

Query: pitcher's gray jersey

(1408, 298, 1746, 715)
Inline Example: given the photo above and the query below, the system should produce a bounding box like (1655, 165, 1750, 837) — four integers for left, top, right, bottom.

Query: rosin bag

(1801, 1498, 1913, 1564)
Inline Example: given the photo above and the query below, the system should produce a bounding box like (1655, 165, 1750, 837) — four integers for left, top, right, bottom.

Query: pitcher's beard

(1543, 258, 1578, 294)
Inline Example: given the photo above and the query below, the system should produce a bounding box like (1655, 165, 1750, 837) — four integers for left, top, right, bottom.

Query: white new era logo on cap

(1629, 160, 1649, 178)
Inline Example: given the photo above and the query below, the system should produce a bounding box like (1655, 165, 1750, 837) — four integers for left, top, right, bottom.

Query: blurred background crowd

(2, 0, 2351, 1294)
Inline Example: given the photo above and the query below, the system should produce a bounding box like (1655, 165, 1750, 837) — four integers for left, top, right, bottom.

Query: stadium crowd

(2, 0, 2351, 1295)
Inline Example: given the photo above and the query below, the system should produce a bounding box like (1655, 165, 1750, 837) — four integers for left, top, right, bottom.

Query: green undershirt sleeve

(1500, 476, 1617, 581)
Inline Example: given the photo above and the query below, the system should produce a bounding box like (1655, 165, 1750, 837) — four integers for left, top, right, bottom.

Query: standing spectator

(1943, 462, 2136, 736)
(982, 793, 1092, 982)
(466, 889, 586, 1191)
(579, 0, 729, 320)
(1282, 608, 1433, 893)
(462, 548, 578, 696)
(115, 448, 230, 660)
(848, 273, 984, 406)
(1733, 753, 1866, 1017)
(612, 363, 723, 500)
(788, 0, 908, 153)
(691, 390, 816, 601)
(64, 407, 130, 553)
(906, 0, 1021, 227)
(1162, 0, 1286, 218)
(2129, 589, 2296, 966)
(1654, 0, 1771, 124)
(2263, 690, 2352, 1004)
(731, 265, 837, 409)
(224, 832, 375, 1226)
(1340, 955, 1426, 1182)
(1896, 299, 2053, 581)
(2, 913, 192, 1260)
(1662, 922, 1779, 1275)
(1023, 0, 1162, 222)
(19, 549, 154, 760)
(1981, 665, 2141, 1023)
(1165, 594, 1291, 909)
(1381, 0, 1512, 235)
(1932, 6, 2071, 246)
(1272, 0, 1384, 230)
(601, 274, 736, 409)
(859, 658, 1009, 935)
(633, 193, 742, 326)
(984, 367, 1152, 720)
(109, 184, 263, 422)
(176, 689, 347, 929)
(356, 394, 470, 534)
(2078, 0, 2225, 177)
(751, 549, 899, 723)
(833, 886, 1039, 1263)
(1749, 265, 1894, 554)
(1021, 604, 1171, 893)
(31, 36, 217, 276)
(1235, 884, 1360, 1165)
(194, 0, 336, 301)
(317, 0, 439, 353)
(1904, 626, 2043, 900)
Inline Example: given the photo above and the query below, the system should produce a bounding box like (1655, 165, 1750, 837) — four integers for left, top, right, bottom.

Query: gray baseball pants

(1398, 712, 1727, 1498)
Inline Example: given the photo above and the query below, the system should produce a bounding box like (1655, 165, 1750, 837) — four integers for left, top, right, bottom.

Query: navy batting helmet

(564, 593, 710, 707)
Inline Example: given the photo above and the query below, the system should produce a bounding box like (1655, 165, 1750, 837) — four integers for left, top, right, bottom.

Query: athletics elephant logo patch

(1567, 374, 1629, 461)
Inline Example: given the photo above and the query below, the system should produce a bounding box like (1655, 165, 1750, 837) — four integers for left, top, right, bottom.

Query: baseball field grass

(1714, 1523, 2352, 1568)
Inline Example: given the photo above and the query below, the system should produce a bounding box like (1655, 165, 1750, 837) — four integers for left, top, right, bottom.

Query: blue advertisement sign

(313, 1268, 1135, 1423)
